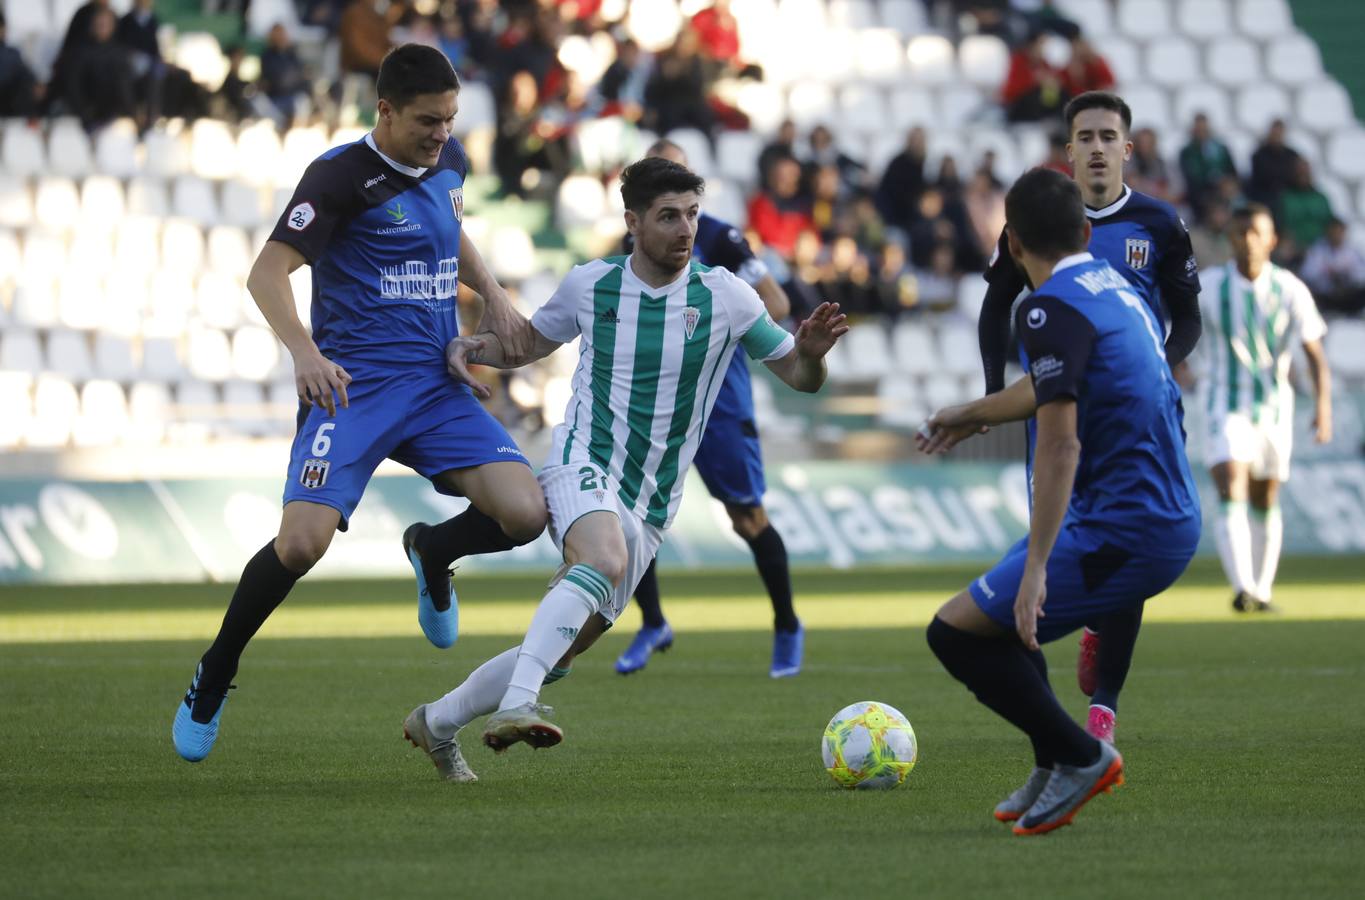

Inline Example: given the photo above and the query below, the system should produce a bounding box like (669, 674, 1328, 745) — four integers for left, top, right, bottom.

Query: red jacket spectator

(692, 1, 741, 63)
(1060, 37, 1115, 97)
(747, 157, 814, 259)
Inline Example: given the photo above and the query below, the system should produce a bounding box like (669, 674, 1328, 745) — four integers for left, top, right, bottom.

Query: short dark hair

(1005, 167, 1088, 259)
(1230, 201, 1275, 229)
(646, 137, 684, 158)
(377, 44, 460, 110)
(620, 157, 705, 213)
(1064, 91, 1132, 136)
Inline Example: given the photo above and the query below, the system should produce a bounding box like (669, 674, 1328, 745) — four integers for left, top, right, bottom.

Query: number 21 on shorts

(300, 422, 334, 489)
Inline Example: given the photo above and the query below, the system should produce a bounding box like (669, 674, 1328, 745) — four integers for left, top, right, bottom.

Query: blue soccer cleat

(770, 622, 804, 678)
(172, 662, 233, 763)
(404, 523, 458, 649)
(614, 623, 674, 674)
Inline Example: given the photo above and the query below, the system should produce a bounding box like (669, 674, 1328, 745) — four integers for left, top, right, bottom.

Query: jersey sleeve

(1289, 274, 1328, 344)
(1156, 214, 1203, 365)
(1016, 295, 1097, 406)
(268, 156, 352, 263)
(710, 223, 769, 287)
(530, 262, 604, 343)
(980, 228, 1029, 392)
(730, 272, 794, 360)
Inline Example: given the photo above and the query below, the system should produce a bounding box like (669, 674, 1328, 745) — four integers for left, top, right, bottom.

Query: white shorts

(538, 462, 664, 625)
(1206, 413, 1292, 482)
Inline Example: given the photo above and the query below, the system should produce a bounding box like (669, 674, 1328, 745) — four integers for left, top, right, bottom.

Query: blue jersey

(1015, 254, 1201, 553)
(269, 133, 470, 372)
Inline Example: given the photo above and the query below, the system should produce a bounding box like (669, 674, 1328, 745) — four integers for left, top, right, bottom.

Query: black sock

(1022, 647, 1054, 768)
(421, 504, 519, 569)
(633, 557, 666, 628)
(745, 524, 797, 632)
(198, 541, 301, 700)
(926, 617, 1099, 768)
(1091, 603, 1144, 713)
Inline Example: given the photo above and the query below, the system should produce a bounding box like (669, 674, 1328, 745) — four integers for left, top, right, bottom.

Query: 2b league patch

(1125, 237, 1151, 269)
(300, 458, 330, 489)
(287, 202, 316, 231)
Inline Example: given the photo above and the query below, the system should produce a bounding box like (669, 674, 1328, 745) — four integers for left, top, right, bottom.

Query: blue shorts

(282, 366, 528, 529)
(968, 520, 1195, 644)
(693, 358, 765, 506)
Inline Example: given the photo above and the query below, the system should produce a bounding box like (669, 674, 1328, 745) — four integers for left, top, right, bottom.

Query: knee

(727, 504, 767, 541)
(582, 552, 627, 588)
(273, 530, 329, 574)
(925, 615, 951, 662)
(494, 493, 548, 545)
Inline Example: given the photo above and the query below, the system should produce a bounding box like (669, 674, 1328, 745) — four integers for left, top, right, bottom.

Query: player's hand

(1314, 405, 1332, 444)
(445, 336, 492, 400)
(915, 405, 989, 455)
(292, 346, 350, 416)
(1014, 564, 1047, 651)
(794, 302, 849, 360)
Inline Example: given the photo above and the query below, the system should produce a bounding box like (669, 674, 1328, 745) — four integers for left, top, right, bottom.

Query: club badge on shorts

(683, 306, 700, 340)
(449, 187, 463, 221)
(1125, 237, 1151, 269)
(300, 458, 330, 489)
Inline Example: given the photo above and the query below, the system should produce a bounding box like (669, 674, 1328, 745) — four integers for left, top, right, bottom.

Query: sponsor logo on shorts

(287, 202, 315, 231)
(975, 575, 995, 599)
(1031, 355, 1064, 382)
(300, 458, 330, 488)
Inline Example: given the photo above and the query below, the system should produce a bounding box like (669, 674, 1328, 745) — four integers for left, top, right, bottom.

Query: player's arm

(978, 229, 1028, 394)
(915, 373, 1037, 454)
(1157, 219, 1203, 366)
(456, 230, 542, 364)
(763, 302, 848, 392)
(1016, 396, 1080, 650)
(444, 326, 562, 399)
(246, 239, 350, 416)
(1303, 338, 1332, 443)
(754, 274, 792, 320)
(719, 223, 792, 320)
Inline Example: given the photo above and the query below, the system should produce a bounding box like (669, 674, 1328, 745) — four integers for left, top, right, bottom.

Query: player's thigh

(1209, 460, 1250, 502)
(935, 589, 1009, 637)
(393, 379, 532, 495)
(433, 460, 547, 541)
(562, 511, 628, 582)
(1248, 476, 1281, 510)
(275, 500, 343, 572)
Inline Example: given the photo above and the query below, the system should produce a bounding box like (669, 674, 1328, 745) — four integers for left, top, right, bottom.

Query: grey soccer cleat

(1014, 741, 1124, 836)
(481, 703, 563, 753)
(403, 704, 477, 783)
(993, 767, 1053, 823)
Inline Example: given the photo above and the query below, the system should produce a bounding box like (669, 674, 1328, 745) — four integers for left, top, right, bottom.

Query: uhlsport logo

(1125, 237, 1151, 269)
(300, 458, 330, 489)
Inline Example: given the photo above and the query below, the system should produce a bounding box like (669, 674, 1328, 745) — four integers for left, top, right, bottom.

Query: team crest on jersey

(683, 306, 701, 340)
(300, 458, 330, 489)
(1125, 237, 1151, 269)
(449, 187, 463, 221)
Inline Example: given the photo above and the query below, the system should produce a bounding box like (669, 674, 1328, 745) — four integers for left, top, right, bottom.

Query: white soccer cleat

(403, 704, 477, 783)
(993, 766, 1052, 822)
(481, 703, 563, 753)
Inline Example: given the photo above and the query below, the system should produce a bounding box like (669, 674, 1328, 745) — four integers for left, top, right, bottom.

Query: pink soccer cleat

(1077, 628, 1100, 697)
(1086, 705, 1116, 744)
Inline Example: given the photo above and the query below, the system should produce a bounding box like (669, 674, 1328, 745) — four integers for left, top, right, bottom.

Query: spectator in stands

(872, 241, 915, 318)
(906, 183, 983, 273)
(49, 0, 110, 110)
(259, 23, 310, 126)
(818, 236, 877, 315)
(217, 44, 255, 122)
(0, 13, 41, 117)
(1179, 112, 1237, 224)
(1040, 131, 1071, 175)
(597, 36, 649, 120)
(809, 164, 851, 241)
(340, 0, 396, 79)
(806, 124, 867, 195)
(643, 27, 714, 137)
(974, 150, 1004, 189)
(1248, 119, 1301, 209)
(690, 0, 742, 79)
(1276, 158, 1335, 266)
(493, 69, 569, 198)
(936, 156, 964, 205)
(1301, 218, 1365, 314)
(910, 241, 960, 312)
(875, 126, 928, 236)
(61, 6, 139, 129)
(115, 0, 159, 66)
(438, 14, 468, 71)
(748, 155, 814, 261)
(497, 6, 566, 97)
(1059, 34, 1115, 98)
(1129, 127, 1175, 204)
(964, 169, 1006, 260)
(1189, 201, 1233, 270)
(302, 0, 347, 32)
(1000, 28, 1068, 123)
(758, 119, 798, 186)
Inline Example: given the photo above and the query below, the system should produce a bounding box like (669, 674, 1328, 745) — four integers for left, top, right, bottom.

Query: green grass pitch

(2, 558, 1363, 898)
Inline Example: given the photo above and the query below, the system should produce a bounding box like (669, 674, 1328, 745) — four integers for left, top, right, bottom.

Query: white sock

(1255, 505, 1283, 600)
(1214, 500, 1257, 594)
(1248, 509, 1266, 593)
(425, 646, 520, 739)
(498, 564, 613, 712)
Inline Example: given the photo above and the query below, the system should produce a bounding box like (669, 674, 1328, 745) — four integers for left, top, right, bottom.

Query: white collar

(1084, 185, 1131, 219)
(626, 253, 690, 292)
(1052, 251, 1095, 275)
(365, 132, 427, 178)
(1228, 260, 1274, 287)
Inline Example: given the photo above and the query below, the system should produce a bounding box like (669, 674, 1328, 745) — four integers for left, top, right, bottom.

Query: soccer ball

(821, 701, 918, 790)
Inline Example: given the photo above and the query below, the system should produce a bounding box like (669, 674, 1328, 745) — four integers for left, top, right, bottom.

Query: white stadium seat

(1297, 82, 1355, 133)
(786, 82, 835, 128)
(827, 0, 877, 29)
(3, 0, 51, 40)
(187, 325, 233, 382)
(556, 175, 607, 230)
(174, 380, 222, 430)
(20, 229, 65, 283)
(922, 373, 962, 411)
(842, 325, 892, 380)
(94, 119, 141, 178)
(715, 130, 765, 188)
(221, 179, 266, 229)
(278, 126, 329, 187)
(223, 380, 271, 436)
(0, 373, 32, 447)
(33, 177, 80, 231)
(455, 80, 497, 134)
(174, 32, 230, 91)
(1267, 34, 1324, 87)
(488, 225, 537, 282)
(626, 0, 683, 52)
(12, 278, 58, 328)
(190, 119, 239, 180)
(958, 35, 1009, 90)
(26, 375, 79, 447)
(837, 85, 889, 136)
(1055, 0, 1113, 37)
(0, 175, 32, 228)
(195, 272, 245, 331)
(877, 374, 926, 430)
(73, 380, 130, 446)
(160, 218, 206, 274)
(936, 322, 979, 377)
(888, 87, 938, 131)
(127, 381, 171, 444)
(1103, 36, 1141, 86)
(126, 176, 170, 217)
(664, 128, 714, 176)
(1145, 39, 1201, 89)
(235, 121, 283, 185)
(855, 29, 906, 83)
(905, 35, 955, 86)
(47, 118, 93, 178)
(142, 124, 188, 177)
(207, 225, 252, 278)
(1116, 0, 1171, 41)
(1207, 38, 1261, 88)
(1121, 86, 1172, 132)
(93, 333, 138, 382)
(57, 271, 105, 330)
(146, 270, 196, 337)
(141, 336, 187, 381)
(809, 29, 857, 86)
(1, 122, 45, 177)
(890, 320, 939, 377)
(69, 228, 116, 278)
(172, 175, 220, 225)
(231, 326, 281, 382)
(112, 216, 161, 276)
(1177, 0, 1230, 38)
(80, 176, 127, 230)
(1174, 84, 1234, 135)
(0, 229, 19, 288)
(1325, 321, 1365, 378)
(1237, 0, 1294, 40)
(879, 0, 927, 38)
(732, 81, 787, 134)
(102, 271, 148, 337)
(1236, 84, 1291, 134)
(1326, 131, 1365, 182)
(936, 86, 987, 130)
(47, 329, 94, 380)
(0, 329, 43, 372)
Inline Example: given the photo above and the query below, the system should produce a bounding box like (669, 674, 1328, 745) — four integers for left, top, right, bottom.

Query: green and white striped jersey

(530, 254, 795, 528)
(1199, 261, 1326, 425)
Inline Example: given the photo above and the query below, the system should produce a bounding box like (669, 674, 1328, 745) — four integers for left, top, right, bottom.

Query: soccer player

(977, 91, 1202, 743)
(1198, 204, 1331, 612)
(616, 139, 803, 679)
(919, 167, 1201, 835)
(171, 45, 548, 763)
(401, 157, 847, 781)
